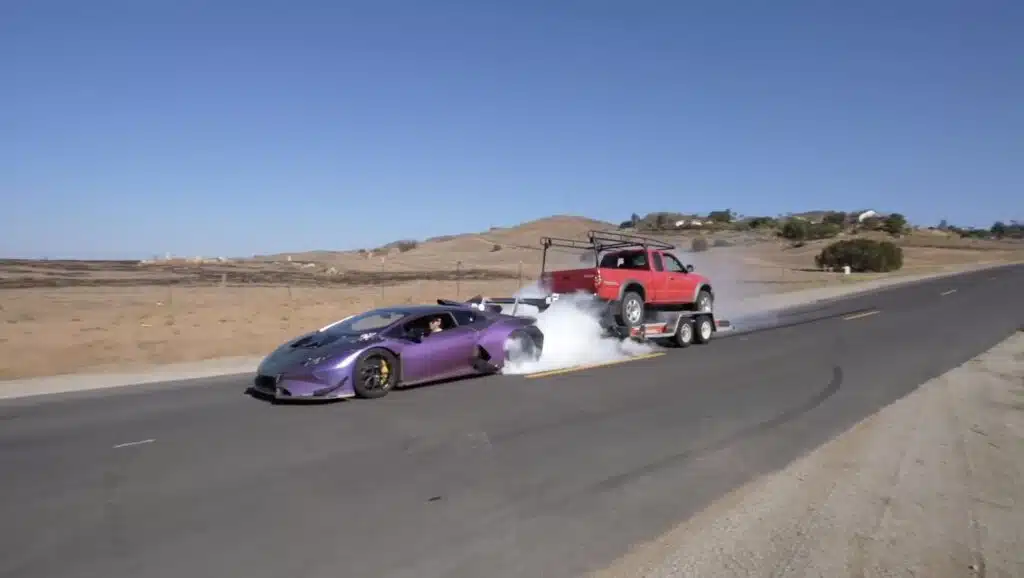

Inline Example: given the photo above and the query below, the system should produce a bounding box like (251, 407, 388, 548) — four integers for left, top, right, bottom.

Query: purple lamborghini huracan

(248, 300, 544, 401)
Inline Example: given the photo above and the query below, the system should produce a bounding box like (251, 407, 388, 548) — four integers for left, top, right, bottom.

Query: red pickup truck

(540, 232, 714, 328)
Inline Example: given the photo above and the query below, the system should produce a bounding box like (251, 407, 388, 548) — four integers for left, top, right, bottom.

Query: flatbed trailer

(447, 294, 731, 348)
(605, 309, 731, 347)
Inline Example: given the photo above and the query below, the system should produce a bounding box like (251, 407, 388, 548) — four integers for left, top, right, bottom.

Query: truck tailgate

(546, 268, 599, 294)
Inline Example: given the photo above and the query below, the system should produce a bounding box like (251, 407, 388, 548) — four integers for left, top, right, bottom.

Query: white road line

(113, 439, 155, 449)
(843, 310, 880, 321)
(940, 289, 957, 296)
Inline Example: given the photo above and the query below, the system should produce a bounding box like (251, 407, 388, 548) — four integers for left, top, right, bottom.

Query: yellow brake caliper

(379, 359, 390, 384)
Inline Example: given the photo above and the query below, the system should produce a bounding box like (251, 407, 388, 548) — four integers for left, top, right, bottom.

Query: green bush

(815, 239, 904, 272)
(779, 220, 840, 241)
(780, 219, 810, 240)
(691, 237, 709, 252)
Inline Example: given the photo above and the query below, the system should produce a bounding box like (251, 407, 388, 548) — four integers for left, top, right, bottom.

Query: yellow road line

(940, 289, 957, 296)
(843, 310, 880, 321)
(523, 352, 666, 379)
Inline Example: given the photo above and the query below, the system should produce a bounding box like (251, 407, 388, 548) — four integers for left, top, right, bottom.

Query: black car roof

(368, 304, 477, 317)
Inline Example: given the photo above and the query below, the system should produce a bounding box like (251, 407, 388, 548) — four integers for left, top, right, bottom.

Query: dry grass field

(2, 216, 1022, 380)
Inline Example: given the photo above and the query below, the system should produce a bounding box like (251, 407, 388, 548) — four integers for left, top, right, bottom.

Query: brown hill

(258, 215, 618, 272)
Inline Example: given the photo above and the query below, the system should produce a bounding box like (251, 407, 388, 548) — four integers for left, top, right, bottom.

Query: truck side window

(652, 253, 664, 271)
(663, 254, 686, 273)
(626, 252, 648, 269)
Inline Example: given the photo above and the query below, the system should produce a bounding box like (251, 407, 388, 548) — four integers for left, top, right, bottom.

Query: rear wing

(437, 295, 557, 317)
(539, 229, 676, 274)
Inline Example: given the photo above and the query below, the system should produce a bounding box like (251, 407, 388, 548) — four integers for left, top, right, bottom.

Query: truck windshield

(599, 250, 648, 269)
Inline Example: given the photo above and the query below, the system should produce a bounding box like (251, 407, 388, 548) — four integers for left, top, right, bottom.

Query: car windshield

(322, 309, 408, 335)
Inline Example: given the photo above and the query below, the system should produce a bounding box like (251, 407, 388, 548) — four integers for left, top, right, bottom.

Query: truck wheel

(693, 316, 714, 344)
(695, 289, 713, 313)
(673, 319, 694, 348)
(618, 291, 645, 327)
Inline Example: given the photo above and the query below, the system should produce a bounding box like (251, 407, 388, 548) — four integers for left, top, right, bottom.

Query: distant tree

(746, 216, 777, 229)
(395, 240, 418, 253)
(631, 213, 640, 226)
(937, 218, 949, 230)
(654, 213, 670, 230)
(780, 219, 810, 241)
(808, 222, 842, 240)
(707, 209, 733, 223)
(822, 211, 847, 226)
(882, 213, 907, 236)
(991, 221, 1007, 238)
(860, 216, 882, 231)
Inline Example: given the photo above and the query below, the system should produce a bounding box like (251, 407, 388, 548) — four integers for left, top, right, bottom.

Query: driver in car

(428, 316, 444, 334)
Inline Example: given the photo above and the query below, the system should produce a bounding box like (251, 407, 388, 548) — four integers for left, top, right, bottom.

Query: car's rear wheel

(353, 349, 398, 399)
(618, 290, 645, 328)
(504, 328, 543, 366)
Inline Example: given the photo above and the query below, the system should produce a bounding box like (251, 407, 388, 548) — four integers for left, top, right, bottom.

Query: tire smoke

(500, 283, 657, 375)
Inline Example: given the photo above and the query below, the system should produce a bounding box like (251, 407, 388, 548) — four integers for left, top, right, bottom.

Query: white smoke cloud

(501, 285, 658, 375)
(498, 234, 788, 374)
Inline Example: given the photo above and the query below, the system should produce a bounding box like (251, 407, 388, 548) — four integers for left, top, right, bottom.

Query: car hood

(258, 330, 381, 375)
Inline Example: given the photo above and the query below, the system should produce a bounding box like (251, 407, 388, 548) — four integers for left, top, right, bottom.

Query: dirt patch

(591, 332, 1024, 578)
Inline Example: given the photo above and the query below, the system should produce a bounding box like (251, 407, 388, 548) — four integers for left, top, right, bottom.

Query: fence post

(456, 261, 462, 298)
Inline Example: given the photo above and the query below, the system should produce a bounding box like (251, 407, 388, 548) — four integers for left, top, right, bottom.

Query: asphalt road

(1, 265, 1021, 578)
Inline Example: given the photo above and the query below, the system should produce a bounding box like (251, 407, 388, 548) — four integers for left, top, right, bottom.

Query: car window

(662, 253, 686, 273)
(323, 310, 407, 334)
(403, 312, 457, 333)
(451, 309, 477, 326)
(652, 253, 664, 271)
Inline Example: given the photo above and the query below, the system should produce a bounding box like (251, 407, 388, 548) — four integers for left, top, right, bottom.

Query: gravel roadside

(591, 330, 1024, 578)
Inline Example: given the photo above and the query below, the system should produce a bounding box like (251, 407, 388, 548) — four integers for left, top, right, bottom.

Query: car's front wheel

(353, 348, 399, 399)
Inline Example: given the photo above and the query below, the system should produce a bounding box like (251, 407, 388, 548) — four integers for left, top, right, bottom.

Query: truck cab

(540, 231, 714, 328)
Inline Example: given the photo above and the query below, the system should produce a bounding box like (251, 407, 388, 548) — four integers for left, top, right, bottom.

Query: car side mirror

(685, 264, 695, 273)
(406, 327, 427, 342)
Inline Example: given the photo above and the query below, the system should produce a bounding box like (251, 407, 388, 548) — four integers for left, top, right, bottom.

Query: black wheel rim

(359, 356, 392, 391)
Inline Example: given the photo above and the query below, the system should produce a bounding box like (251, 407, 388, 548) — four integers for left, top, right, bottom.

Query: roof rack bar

(586, 229, 676, 251)
(539, 236, 597, 251)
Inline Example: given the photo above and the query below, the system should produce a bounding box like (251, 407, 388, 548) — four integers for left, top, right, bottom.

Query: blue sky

(2, 0, 1021, 259)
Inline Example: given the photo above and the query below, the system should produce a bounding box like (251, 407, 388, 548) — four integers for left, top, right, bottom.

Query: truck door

(648, 251, 670, 303)
(660, 252, 694, 303)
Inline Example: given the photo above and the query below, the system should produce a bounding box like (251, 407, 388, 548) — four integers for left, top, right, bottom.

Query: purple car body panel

(250, 303, 541, 401)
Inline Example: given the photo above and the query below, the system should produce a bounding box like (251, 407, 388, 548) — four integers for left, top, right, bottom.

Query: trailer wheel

(673, 319, 694, 348)
(618, 291, 645, 328)
(693, 316, 714, 344)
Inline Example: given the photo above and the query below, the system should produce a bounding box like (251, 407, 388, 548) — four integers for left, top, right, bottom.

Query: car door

(660, 252, 695, 303)
(398, 312, 477, 383)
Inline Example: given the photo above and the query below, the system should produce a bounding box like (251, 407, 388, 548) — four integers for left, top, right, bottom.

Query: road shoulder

(592, 329, 1024, 578)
